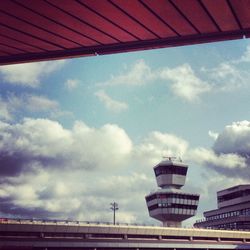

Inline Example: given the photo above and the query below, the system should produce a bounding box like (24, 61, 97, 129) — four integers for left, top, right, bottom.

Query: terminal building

(145, 158, 200, 227)
(194, 184, 250, 230)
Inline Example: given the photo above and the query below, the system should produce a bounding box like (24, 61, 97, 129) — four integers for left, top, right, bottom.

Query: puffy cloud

(99, 44, 250, 103)
(208, 130, 219, 140)
(0, 97, 12, 121)
(200, 44, 250, 92)
(188, 147, 246, 170)
(95, 90, 128, 113)
(188, 121, 250, 179)
(2, 118, 250, 224)
(207, 62, 238, 79)
(65, 79, 79, 90)
(99, 59, 154, 86)
(160, 64, 211, 102)
(0, 60, 65, 87)
(0, 119, 187, 223)
(238, 44, 250, 63)
(201, 62, 246, 91)
(0, 165, 152, 223)
(99, 60, 210, 102)
(0, 94, 66, 121)
(134, 131, 188, 167)
(24, 95, 59, 112)
(213, 121, 250, 156)
(0, 118, 132, 177)
(0, 119, 140, 221)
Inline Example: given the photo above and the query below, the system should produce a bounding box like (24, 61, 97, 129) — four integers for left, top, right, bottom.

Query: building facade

(145, 158, 199, 227)
(194, 184, 250, 230)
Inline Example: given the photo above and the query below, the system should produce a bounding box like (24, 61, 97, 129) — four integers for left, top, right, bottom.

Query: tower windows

(154, 165, 187, 176)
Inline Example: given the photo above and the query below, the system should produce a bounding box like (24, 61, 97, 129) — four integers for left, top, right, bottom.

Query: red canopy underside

(0, 0, 249, 65)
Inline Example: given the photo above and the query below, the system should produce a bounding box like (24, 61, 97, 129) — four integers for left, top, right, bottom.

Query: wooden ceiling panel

(172, 0, 218, 33)
(142, 0, 197, 36)
(14, 0, 108, 45)
(0, 35, 43, 53)
(0, 51, 9, 56)
(0, 24, 61, 51)
(0, 0, 249, 65)
(0, 12, 75, 49)
(0, 43, 26, 55)
(110, 0, 178, 38)
(230, 0, 250, 29)
(81, 0, 156, 40)
(48, 0, 137, 43)
(45, 0, 119, 44)
(3, 0, 91, 47)
(201, 0, 239, 31)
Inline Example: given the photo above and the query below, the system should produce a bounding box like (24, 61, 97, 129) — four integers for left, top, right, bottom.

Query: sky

(1, 38, 250, 226)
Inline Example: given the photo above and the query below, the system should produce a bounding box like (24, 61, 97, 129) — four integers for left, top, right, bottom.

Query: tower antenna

(110, 202, 119, 225)
(162, 156, 176, 161)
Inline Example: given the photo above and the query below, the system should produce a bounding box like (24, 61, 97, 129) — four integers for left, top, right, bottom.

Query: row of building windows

(218, 189, 250, 203)
(154, 165, 187, 177)
(147, 198, 198, 206)
(205, 208, 250, 221)
(205, 221, 250, 230)
(146, 193, 199, 202)
(148, 203, 197, 211)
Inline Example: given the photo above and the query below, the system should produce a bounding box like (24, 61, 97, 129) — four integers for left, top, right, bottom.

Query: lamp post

(110, 202, 119, 225)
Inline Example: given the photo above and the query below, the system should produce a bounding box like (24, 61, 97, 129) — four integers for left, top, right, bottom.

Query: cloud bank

(0, 60, 65, 87)
(0, 118, 132, 177)
(98, 44, 250, 103)
(98, 60, 209, 102)
(1, 118, 249, 222)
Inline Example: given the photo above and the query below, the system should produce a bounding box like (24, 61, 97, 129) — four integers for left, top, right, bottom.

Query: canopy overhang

(0, 0, 249, 65)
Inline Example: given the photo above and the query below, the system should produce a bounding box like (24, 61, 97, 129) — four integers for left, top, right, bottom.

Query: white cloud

(96, 43, 250, 103)
(0, 164, 152, 223)
(0, 97, 12, 121)
(0, 94, 60, 120)
(99, 60, 210, 102)
(201, 62, 246, 91)
(65, 79, 79, 90)
(188, 147, 246, 170)
(134, 131, 189, 167)
(0, 118, 133, 175)
(24, 95, 59, 112)
(213, 120, 250, 156)
(1, 118, 250, 224)
(208, 130, 219, 140)
(95, 90, 128, 113)
(99, 59, 154, 86)
(238, 44, 250, 63)
(160, 64, 211, 102)
(0, 119, 187, 223)
(207, 62, 238, 79)
(99, 43, 250, 102)
(187, 121, 250, 179)
(201, 44, 250, 92)
(0, 60, 66, 87)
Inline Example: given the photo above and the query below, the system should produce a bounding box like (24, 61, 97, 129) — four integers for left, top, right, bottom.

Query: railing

(0, 217, 158, 227)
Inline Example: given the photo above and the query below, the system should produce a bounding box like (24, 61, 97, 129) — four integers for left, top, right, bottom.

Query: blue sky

(1, 38, 250, 226)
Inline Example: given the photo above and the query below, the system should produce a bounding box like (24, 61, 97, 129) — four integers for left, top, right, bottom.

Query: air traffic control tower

(145, 158, 199, 227)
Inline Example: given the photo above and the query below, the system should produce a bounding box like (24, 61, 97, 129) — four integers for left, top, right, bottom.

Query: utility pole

(110, 202, 118, 225)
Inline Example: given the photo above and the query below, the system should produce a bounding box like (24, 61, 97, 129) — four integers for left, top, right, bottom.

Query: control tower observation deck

(145, 158, 199, 227)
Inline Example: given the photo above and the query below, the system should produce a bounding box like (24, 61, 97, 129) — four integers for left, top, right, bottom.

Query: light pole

(110, 202, 118, 225)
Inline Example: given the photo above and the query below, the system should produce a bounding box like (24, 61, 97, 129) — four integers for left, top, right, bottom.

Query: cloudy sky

(1, 38, 250, 226)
